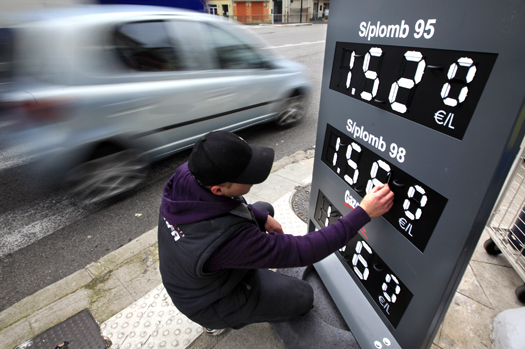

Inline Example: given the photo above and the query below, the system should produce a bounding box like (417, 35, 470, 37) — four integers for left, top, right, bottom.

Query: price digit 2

(389, 51, 426, 114)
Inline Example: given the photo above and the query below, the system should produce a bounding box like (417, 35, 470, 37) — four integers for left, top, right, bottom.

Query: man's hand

(265, 215, 284, 234)
(359, 184, 395, 218)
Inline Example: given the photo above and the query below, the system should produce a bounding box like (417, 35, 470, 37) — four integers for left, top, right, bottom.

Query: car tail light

(20, 99, 70, 123)
(1, 98, 71, 129)
(0, 99, 70, 132)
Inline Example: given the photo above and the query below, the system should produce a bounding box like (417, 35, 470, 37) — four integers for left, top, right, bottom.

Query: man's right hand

(359, 184, 395, 218)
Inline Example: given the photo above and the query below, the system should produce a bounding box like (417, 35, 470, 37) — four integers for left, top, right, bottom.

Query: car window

(165, 20, 214, 71)
(113, 21, 184, 71)
(205, 24, 267, 70)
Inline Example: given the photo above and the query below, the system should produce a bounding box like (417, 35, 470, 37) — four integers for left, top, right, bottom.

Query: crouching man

(158, 130, 394, 334)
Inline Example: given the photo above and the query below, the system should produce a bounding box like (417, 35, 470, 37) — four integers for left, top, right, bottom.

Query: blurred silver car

(0, 5, 310, 203)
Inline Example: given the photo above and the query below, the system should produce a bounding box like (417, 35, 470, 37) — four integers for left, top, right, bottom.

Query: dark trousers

(232, 202, 314, 329)
(252, 201, 275, 217)
(232, 269, 314, 329)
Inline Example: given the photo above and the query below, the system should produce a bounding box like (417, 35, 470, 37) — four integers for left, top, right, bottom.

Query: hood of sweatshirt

(161, 162, 242, 225)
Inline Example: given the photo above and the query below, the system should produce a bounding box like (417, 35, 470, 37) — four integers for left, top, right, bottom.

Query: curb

(0, 228, 160, 349)
(271, 148, 315, 174)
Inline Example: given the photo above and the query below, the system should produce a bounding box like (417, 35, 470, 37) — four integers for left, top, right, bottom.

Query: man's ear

(210, 185, 224, 196)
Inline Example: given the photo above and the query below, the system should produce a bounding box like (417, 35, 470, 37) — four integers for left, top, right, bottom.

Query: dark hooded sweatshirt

(158, 162, 370, 328)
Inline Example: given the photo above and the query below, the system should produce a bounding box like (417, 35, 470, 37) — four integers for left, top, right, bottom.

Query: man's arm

(264, 215, 284, 235)
(204, 185, 393, 271)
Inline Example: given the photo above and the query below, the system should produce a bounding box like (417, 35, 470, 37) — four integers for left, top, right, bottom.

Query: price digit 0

(382, 274, 402, 303)
(366, 160, 391, 193)
(441, 57, 477, 107)
(403, 185, 428, 220)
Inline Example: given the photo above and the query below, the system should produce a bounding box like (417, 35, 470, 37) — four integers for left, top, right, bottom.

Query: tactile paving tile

(101, 285, 202, 349)
(274, 192, 308, 236)
(22, 309, 105, 349)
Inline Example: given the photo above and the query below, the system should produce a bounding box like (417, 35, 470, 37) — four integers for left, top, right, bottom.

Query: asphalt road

(0, 23, 328, 312)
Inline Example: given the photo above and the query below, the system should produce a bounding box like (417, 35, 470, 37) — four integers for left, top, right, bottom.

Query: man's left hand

(265, 215, 284, 234)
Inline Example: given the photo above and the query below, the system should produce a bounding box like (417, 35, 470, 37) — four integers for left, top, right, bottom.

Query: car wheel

(66, 149, 149, 204)
(275, 94, 305, 127)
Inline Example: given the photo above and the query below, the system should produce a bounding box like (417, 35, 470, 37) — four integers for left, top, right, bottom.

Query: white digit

(346, 50, 356, 90)
(331, 137, 341, 167)
(389, 143, 398, 159)
(389, 143, 406, 163)
(352, 241, 373, 280)
(366, 160, 391, 193)
(397, 147, 406, 163)
(325, 206, 331, 227)
(344, 142, 362, 185)
(441, 57, 477, 107)
(424, 19, 436, 39)
(414, 19, 425, 39)
(361, 47, 383, 101)
(382, 274, 401, 303)
(389, 51, 426, 113)
(403, 185, 427, 220)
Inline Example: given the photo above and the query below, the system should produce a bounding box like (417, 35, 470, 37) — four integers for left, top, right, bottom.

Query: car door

(152, 18, 287, 156)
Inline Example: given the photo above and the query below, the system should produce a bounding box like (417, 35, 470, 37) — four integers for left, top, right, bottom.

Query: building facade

(206, 0, 330, 24)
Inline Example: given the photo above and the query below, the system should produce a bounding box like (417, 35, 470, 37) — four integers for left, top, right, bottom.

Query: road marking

(0, 194, 95, 258)
(268, 40, 325, 49)
(0, 144, 36, 170)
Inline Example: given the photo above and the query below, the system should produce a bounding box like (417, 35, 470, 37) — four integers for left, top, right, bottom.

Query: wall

(0, 0, 92, 12)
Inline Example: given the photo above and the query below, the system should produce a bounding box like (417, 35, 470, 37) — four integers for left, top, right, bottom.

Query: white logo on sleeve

(164, 217, 184, 241)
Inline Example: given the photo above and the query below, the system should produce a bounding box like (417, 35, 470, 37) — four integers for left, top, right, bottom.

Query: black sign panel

(321, 124, 447, 252)
(330, 42, 497, 140)
(314, 191, 413, 328)
(339, 235, 414, 328)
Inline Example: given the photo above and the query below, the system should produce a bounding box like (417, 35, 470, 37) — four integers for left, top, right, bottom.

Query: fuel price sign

(329, 42, 497, 140)
(308, 1, 525, 348)
(321, 124, 447, 252)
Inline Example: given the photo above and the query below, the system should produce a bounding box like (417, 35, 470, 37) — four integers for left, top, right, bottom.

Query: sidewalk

(1, 149, 523, 349)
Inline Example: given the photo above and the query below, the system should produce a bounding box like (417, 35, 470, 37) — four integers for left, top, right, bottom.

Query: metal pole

(300, 0, 303, 23)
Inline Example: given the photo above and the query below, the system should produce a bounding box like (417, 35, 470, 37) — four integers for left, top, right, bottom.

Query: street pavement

(1, 149, 524, 349)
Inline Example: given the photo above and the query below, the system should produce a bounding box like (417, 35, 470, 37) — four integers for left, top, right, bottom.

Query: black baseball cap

(188, 130, 275, 186)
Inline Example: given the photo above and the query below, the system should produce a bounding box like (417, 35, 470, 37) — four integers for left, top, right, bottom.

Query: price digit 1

(345, 50, 356, 92)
